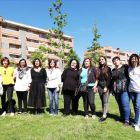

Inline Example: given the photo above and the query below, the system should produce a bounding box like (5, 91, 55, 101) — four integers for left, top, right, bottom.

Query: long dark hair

(69, 59, 80, 70)
(96, 56, 109, 80)
(129, 54, 139, 67)
(48, 59, 57, 69)
(32, 58, 42, 68)
(18, 59, 29, 71)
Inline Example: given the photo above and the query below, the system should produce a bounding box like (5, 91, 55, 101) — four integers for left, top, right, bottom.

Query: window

(39, 34, 43, 38)
(44, 35, 47, 39)
(105, 50, 111, 53)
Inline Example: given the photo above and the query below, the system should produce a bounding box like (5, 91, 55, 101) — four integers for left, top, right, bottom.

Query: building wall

(85, 46, 134, 68)
(0, 16, 73, 68)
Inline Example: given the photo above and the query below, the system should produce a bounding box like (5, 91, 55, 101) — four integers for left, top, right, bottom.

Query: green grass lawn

(0, 92, 140, 140)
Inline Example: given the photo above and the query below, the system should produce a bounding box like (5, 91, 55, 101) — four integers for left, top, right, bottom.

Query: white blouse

(14, 68, 32, 91)
(128, 66, 140, 93)
(46, 68, 61, 88)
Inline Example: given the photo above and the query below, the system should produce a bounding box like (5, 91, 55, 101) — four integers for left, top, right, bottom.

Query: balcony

(26, 42, 39, 48)
(1, 37, 21, 45)
(2, 28, 20, 37)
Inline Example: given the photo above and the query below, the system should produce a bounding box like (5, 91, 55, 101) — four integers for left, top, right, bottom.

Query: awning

(9, 53, 21, 56)
(27, 46, 38, 52)
(27, 37, 38, 41)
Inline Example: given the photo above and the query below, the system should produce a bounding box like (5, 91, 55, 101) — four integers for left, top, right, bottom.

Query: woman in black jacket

(61, 59, 80, 117)
(93, 56, 111, 122)
(75, 58, 96, 119)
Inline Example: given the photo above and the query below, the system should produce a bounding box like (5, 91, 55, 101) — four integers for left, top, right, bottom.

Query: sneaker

(92, 115, 96, 119)
(123, 121, 129, 127)
(24, 112, 27, 115)
(135, 125, 140, 131)
(18, 112, 22, 115)
(50, 114, 53, 116)
(1, 111, 6, 116)
(10, 113, 14, 117)
(84, 115, 89, 120)
(99, 117, 107, 122)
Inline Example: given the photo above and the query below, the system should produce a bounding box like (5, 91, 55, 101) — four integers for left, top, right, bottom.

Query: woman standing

(0, 57, 15, 116)
(28, 58, 47, 115)
(93, 56, 111, 122)
(61, 59, 79, 116)
(47, 59, 61, 115)
(128, 54, 140, 131)
(76, 58, 96, 119)
(111, 56, 130, 126)
(14, 59, 31, 115)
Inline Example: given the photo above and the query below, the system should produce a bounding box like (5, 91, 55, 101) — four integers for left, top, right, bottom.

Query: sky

(0, 0, 140, 63)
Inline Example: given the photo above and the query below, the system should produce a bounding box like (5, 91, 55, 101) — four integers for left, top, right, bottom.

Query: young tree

(64, 49, 81, 69)
(39, 0, 71, 71)
(85, 20, 104, 66)
(30, 44, 48, 68)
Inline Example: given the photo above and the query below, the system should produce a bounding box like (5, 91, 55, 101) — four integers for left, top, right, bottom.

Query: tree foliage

(29, 44, 48, 68)
(64, 49, 81, 69)
(85, 20, 104, 66)
(40, 0, 71, 71)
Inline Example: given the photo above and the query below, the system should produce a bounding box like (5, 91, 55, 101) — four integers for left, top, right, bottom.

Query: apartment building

(0, 15, 73, 67)
(85, 46, 134, 68)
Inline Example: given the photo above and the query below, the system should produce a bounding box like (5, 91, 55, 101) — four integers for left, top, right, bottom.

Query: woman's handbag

(79, 81, 88, 93)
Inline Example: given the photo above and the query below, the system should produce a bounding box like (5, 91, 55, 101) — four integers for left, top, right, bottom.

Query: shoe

(99, 117, 107, 122)
(123, 121, 129, 127)
(50, 114, 53, 116)
(84, 115, 89, 120)
(39, 109, 42, 115)
(62, 114, 67, 117)
(116, 119, 124, 123)
(34, 109, 38, 115)
(24, 112, 27, 115)
(135, 125, 140, 131)
(72, 112, 77, 116)
(10, 113, 14, 117)
(18, 112, 22, 115)
(92, 115, 96, 119)
(1, 111, 6, 116)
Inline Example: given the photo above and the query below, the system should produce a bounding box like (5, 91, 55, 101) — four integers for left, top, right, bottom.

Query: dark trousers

(63, 90, 75, 115)
(16, 91, 28, 112)
(74, 87, 96, 115)
(1, 84, 14, 112)
(98, 86, 110, 117)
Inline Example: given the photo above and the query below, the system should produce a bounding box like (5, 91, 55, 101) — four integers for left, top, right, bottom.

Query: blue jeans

(47, 88, 59, 115)
(129, 92, 140, 125)
(114, 92, 130, 122)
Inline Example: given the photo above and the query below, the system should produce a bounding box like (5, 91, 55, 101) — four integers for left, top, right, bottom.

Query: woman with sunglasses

(14, 59, 31, 115)
(0, 57, 15, 116)
(47, 59, 61, 116)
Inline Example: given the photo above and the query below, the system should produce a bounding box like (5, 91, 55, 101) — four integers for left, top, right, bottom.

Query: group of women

(0, 53, 140, 131)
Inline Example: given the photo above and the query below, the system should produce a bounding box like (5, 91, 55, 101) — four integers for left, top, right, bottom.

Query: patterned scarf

(18, 67, 26, 79)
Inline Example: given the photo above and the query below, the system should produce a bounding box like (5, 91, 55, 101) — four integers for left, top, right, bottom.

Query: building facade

(0, 15, 73, 67)
(85, 46, 134, 68)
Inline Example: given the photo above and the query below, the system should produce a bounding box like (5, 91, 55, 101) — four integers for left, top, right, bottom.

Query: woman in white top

(14, 59, 31, 115)
(47, 59, 61, 115)
(128, 54, 140, 131)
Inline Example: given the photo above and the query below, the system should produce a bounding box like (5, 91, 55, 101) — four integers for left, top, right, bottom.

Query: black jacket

(77, 66, 96, 87)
